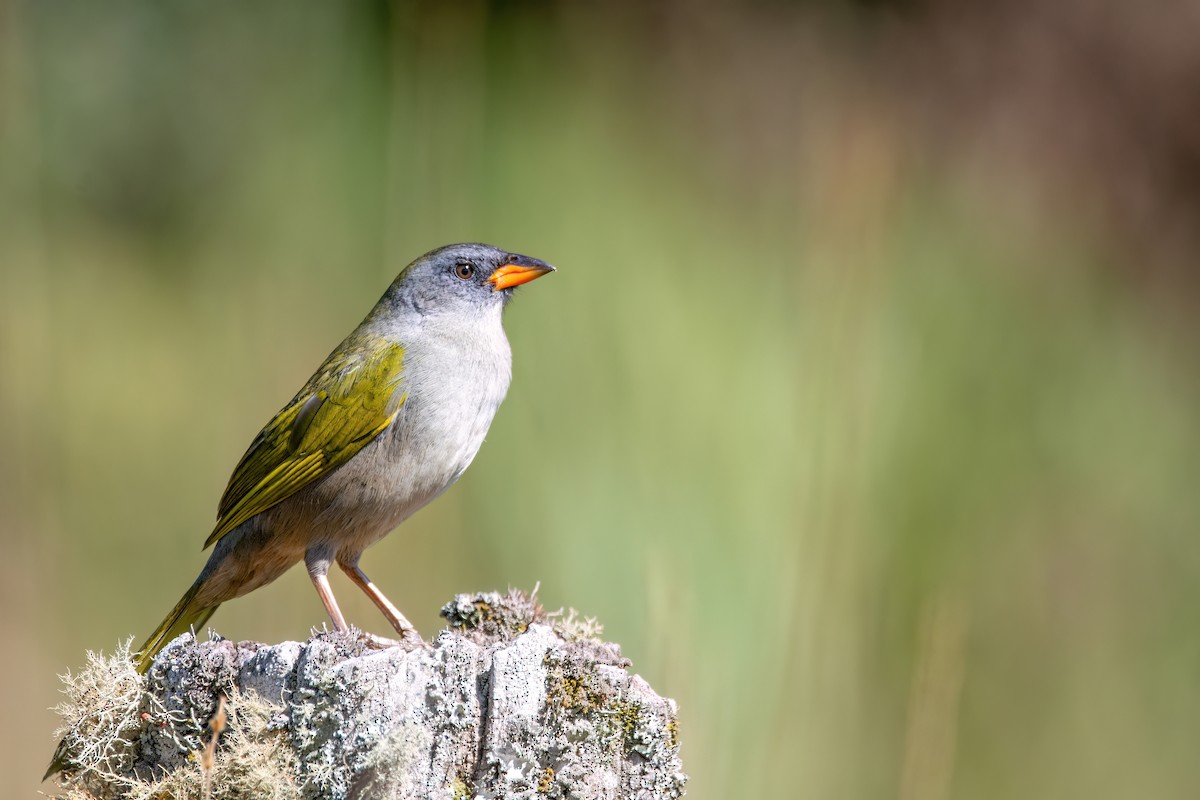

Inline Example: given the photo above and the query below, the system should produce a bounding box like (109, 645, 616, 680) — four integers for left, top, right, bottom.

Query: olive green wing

(203, 340, 405, 550)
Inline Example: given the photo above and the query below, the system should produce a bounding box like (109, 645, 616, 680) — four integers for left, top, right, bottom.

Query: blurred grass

(4, 1, 1200, 798)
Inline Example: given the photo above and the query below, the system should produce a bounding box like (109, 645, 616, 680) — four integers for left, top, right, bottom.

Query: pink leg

(339, 563, 419, 638)
(309, 571, 348, 631)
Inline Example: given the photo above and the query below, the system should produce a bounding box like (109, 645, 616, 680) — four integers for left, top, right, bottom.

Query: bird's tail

(133, 581, 219, 674)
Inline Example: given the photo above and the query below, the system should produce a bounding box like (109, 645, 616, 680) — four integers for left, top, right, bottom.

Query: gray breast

(386, 323, 513, 501)
(310, 311, 513, 550)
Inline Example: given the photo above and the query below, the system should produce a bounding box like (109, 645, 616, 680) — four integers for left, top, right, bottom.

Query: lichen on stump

(48, 590, 687, 800)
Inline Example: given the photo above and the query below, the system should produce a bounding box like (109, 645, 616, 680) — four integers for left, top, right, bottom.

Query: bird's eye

(453, 263, 475, 280)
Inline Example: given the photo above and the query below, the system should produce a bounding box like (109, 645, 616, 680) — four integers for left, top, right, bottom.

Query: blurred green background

(5, 0, 1200, 797)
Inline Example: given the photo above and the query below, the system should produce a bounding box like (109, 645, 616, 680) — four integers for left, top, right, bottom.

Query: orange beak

(487, 256, 555, 291)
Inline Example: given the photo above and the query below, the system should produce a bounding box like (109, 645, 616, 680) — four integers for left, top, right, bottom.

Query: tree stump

(49, 590, 687, 800)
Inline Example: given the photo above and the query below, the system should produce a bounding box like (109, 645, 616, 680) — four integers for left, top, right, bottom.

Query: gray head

(381, 243, 554, 318)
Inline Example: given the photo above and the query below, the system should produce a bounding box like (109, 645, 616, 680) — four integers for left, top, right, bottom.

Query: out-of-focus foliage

(5, 1, 1199, 798)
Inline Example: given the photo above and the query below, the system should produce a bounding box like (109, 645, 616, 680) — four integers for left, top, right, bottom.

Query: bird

(130, 242, 554, 673)
(43, 244, 553, 782)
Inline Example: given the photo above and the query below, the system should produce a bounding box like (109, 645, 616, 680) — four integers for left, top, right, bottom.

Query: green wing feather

(203, 338, 405, 549)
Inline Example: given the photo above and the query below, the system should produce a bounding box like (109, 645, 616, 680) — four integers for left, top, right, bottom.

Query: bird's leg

(311, 569, 391, 648)
(308, 571, 348, 632)
(339, 562, 422, 642)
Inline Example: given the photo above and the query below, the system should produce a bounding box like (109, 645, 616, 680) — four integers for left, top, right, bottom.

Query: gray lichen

(48, 591, 687, 800)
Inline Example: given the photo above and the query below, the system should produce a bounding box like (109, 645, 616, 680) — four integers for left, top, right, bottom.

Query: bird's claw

(358, 628, 427, 651)
(360, 632, 399, 649)
(399, 627, 429, 650)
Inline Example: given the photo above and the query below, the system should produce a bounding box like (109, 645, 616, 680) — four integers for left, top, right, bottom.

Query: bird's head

(385, 243, 555, 318)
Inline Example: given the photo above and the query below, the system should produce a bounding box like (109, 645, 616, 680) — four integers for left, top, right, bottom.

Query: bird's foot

(360, 631, 400, 649)
(357, 628, 426, 651)
(398, 626, 427, 649)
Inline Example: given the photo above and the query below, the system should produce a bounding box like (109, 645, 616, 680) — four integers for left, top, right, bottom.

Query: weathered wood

(49, 591, 687, 800)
